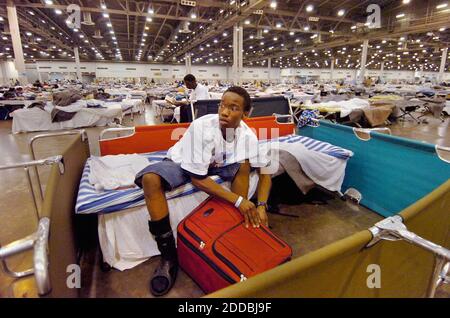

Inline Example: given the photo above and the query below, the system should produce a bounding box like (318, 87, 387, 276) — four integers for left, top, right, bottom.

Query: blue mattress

(75, 134, 353, 215)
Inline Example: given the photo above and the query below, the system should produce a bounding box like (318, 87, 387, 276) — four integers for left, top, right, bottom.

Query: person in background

(319, 84, 327, 97)
(3, 88, 17, 99)
(168, 74, 209, 107)
(33, 80, 43, 89)
(166, 74, 211, 123)
(94, 88, 111, 101)
(15, 86, 24, 97)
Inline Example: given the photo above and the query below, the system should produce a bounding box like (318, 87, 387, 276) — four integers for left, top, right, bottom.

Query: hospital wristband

(234, 196, 244, 208)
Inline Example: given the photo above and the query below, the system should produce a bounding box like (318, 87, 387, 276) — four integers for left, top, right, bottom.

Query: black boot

(148, 215, 178, 296)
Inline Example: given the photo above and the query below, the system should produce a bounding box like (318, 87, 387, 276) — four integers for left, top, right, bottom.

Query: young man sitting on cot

(134, 86, 273, 296)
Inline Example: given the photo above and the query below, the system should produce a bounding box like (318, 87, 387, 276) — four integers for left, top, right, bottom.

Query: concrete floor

(0, 106, 448, 298)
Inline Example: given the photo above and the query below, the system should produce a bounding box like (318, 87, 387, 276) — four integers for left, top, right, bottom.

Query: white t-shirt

(189, 83, 209, 101)
(167, 114, 269, 177)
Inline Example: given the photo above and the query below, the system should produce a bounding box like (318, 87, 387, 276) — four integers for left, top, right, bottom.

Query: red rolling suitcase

(177, 197, 292, 294)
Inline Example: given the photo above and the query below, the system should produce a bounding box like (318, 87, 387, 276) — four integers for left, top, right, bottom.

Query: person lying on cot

(134, 86, 273, 296)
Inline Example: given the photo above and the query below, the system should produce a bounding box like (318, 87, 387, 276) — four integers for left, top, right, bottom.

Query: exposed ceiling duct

(179, 22, 192, 34)
(81, 12, 95, 26)
(93, 30, 103, 39)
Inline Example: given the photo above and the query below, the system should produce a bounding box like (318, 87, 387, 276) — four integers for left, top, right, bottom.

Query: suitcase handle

(203, 208, 214, 217)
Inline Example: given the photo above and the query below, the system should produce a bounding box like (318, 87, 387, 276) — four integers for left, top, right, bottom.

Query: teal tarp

(299, 121, 450, 217)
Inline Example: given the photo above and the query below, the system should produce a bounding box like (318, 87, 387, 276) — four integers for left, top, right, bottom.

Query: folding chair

(397, 105, 421, 123)
(248, 96, 293, 122)
(417, 100, 446, 123)
(191, 99, 221, 120)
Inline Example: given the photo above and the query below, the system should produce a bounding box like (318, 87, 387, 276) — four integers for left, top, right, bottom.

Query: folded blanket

(88, 154, 152, 191)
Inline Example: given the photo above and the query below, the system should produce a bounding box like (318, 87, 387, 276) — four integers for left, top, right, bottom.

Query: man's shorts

(134, 159, 241, 191)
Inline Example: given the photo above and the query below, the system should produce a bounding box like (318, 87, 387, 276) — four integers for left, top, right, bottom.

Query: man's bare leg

(231, 160, 251, 199)
(142, 173, 169, 221)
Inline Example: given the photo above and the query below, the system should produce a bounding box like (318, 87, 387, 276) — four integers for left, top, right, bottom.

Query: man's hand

(238, 199, 261, 228)
(256, 206, 269, 227)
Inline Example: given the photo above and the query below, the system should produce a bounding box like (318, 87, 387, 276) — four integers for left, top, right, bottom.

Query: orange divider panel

(100, 116, 295, 156)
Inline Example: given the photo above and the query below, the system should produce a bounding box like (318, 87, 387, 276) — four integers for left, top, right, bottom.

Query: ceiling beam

(263, 8, 358, 24)
(246, 16, 450, 62)
(9, 3, 214, 24)
(164, 0, 268, 62)
(145, 5, 175, 58)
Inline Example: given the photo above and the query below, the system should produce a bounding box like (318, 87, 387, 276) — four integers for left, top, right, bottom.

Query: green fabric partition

(299, 121, 450, 217)
(41, 135, 90, 297)
(207, 179, 450, 298)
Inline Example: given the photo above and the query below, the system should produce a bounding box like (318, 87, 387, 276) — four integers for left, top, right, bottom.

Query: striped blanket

(75, 134, 353, 215)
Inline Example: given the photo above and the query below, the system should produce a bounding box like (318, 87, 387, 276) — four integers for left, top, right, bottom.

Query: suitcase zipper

(260, 227, 287, 248)
(178, 233, 236, 284)
(183, 222, 206, 249)
(212, 223, 249, 282)
(212, 242, 246, 281)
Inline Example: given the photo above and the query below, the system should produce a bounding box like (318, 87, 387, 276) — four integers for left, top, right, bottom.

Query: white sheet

(88, 154, 150, 191)
(120, 99, 144, 115)
(10, 103, 123, 133)
(305, 98, 370, 117)
(98, 173, 259, 271)
(276, 143, 346, 192)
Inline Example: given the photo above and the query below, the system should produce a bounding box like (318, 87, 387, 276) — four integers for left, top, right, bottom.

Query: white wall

(280, 67, 450, 82)
(22, 61, 450, 83)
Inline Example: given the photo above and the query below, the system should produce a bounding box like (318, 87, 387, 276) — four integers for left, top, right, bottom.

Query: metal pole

(438, 47, 448, 83)
(238, 23, 243, 86)
(330, 58, 335, 82)
(185, 53, 192, 74)
(232, 24, 238, 85)
(7, 0, 27, 85)
(268, 58, 272, 84)
(359, 39, 369, 84)
(0, 63, 7, 85)
(74, 47, 82, 81)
